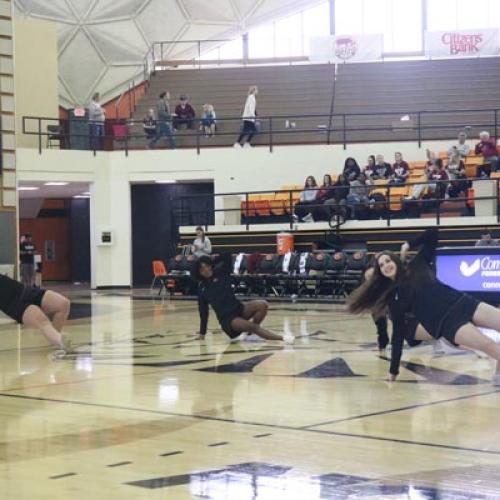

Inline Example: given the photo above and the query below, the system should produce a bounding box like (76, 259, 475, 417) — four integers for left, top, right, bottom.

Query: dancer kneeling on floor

(349, 227, 500, 385)
(193, 254, 294, 344)
(0, 274, 72, 352)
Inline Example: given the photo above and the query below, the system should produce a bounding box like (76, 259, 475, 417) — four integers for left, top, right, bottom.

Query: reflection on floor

(0, 289, 499, 499)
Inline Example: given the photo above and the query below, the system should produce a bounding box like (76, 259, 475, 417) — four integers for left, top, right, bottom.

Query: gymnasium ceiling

(13, 0, 322, 108)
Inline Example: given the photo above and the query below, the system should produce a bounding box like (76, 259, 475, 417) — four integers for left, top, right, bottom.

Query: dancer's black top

(198, 254, 243, 336)
(388, 227, 468, 375)
(0, 274, 24, 311)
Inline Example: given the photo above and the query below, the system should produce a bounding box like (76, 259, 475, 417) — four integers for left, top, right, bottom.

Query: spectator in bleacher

(475, 229, 500, 247)
(448, 131, 470, 159)
(343, 157, 361, 182)
(294, 175, 318, 222)
(174, 94, 196, 131)
(191, 226, 212, 257)
(346, 173, 370, 219)
(363, 155, 377, 180)
(475, 131, 499, 171)
(429, 159, 449, 199)
(446, 149, 469, 198)
(142, 109, 156, 140)
(89, 92, 105, 150)
(321, 174, 350, 219)
(391, 152, 410, 185)
(201, 104, 217, 138)
(373, 154, 392, 180)
(315, 174, 336, 219)
(149, 91, 176, 149)
(235, 85, 258, 148)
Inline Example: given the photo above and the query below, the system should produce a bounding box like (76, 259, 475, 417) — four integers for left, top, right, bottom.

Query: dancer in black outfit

(349, 227, 500, 384)
(0, 274, 72, 352)
(193, 255, 295, 344)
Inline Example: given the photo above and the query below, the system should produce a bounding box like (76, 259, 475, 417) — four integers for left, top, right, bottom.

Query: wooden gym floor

(0, 289, 499, 499)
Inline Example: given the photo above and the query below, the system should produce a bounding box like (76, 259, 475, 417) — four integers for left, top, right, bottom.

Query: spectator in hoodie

(346, 173, 370, 219)
(294, 176, 318, 222)
(373, 154, 392, 180)
(174, 94, 196, 130)
(322, 174, 350, 219)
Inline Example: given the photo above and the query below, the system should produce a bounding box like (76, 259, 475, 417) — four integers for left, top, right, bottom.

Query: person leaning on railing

(88, 92, 105, 150)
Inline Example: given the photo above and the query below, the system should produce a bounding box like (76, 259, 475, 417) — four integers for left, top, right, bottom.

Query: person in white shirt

(89, 92, 105, 150)
(447, 131, 470, 160)
(235, 85, 258, 148)
(191, 227, 212, 257)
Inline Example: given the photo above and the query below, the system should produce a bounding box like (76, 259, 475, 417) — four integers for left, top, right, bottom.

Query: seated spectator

(174, 94, 196, 130)
(321, 174, 350, 219)
(425, 148, 437, 171)
(475, 131, 499, 171)
(406, 154, 436, 201)
(448, 131, 470, 159)
(343, 157, 361, 182)
(373, 154, 392, 180)
(346, 173, 370, 219)
(363, 155, 377, 180)
(294, 176, 318, 222)
(201, 104, 217, 137)
(475, 228, 500, 247)
(142, 109, 156, 139)
(446, 150, 469, 198)
(391, 152, 409, 184)
(315, 174, 335, 220)
(429, 159, 449, 199)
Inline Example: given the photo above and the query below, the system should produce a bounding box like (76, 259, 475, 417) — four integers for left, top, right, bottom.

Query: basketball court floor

(0, 289, 499, 499)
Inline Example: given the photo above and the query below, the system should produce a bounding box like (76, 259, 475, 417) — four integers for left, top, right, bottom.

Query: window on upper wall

(335, 0, 423, 53)
(200, 37, 243, 61)
(427, 0, 500, 30)
(248, 1, 330, 58)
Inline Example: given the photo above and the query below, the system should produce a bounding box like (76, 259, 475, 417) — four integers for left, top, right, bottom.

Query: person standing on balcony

(475, 131, 499, 172)
(88, 92, 105, 150)
(149, 91, 176, 149)
(235, 85, 258, 148)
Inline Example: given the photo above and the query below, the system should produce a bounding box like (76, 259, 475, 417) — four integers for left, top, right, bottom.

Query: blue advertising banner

(436, 253, 500, 292)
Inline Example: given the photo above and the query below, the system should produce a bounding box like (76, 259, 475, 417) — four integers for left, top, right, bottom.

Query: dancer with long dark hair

(349, 228, 500, 384)
(193, 254, 295, 344)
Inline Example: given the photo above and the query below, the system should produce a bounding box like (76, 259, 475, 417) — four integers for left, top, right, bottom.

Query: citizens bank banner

(436, 253, 500, 292)
(309, 34, 383, 63)
(425, 28, 499, 57)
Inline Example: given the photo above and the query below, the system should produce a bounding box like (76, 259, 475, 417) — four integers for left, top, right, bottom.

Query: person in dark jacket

(174, 94, 196, 130)
(321, 174, 350, 221)
(193, 254, 295, 344)
(343, 157, 361, 182)
(349, 228, 500, 384)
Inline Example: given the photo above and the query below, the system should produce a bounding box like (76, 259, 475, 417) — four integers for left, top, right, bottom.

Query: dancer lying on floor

(0, 273, 72, 353)
(193, 254, 294, 344)
(349, 227, 500, 385)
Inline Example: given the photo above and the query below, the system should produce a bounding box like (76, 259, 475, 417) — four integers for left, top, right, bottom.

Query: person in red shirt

(475, 131, 499, 171)
(391, 152, 410, 185)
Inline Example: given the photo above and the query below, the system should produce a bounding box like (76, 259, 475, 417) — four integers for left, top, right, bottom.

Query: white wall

(15, 139, 479, 287)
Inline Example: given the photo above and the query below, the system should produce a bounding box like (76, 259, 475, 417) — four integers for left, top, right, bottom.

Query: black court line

(1, 391, 500, 457)
(50, 473, 77, 480)
(159, 451, 183, 457)
(208, 442, 229, 447)
(301, 388, 500, 429)
(253, 433, 272, 438)
(107, 461, 133, 468)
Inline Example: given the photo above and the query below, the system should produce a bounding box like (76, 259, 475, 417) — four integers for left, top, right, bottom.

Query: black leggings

(372, 314, 389, 350)
(238, 120, 257, 144)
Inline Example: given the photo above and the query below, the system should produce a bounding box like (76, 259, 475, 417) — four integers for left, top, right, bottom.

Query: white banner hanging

(425, 29, 499, 57)
(309, 34, 383, 63)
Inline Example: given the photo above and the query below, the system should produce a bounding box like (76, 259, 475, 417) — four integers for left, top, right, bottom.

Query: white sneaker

(283, 334, 295, 345)
(302, 213, 314, 223)
(230, 332, 248, 343)
(432, 338, 469, 357)
(479, 328, 500, 344)
(243, 143, 252, 148)
(233, 143, 242, 148)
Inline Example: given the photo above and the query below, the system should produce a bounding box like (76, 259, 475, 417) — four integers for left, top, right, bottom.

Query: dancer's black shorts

(438, 294, 480, 346)
(219, 302, 245, 338)
(2, 287, 46, 324)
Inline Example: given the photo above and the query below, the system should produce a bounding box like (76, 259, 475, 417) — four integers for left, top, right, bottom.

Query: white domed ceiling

(13, 0, 322, 108)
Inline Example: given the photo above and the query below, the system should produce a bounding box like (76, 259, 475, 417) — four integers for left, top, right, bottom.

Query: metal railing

(172, 177, 500, 231)
(22, 107, 500, 156)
